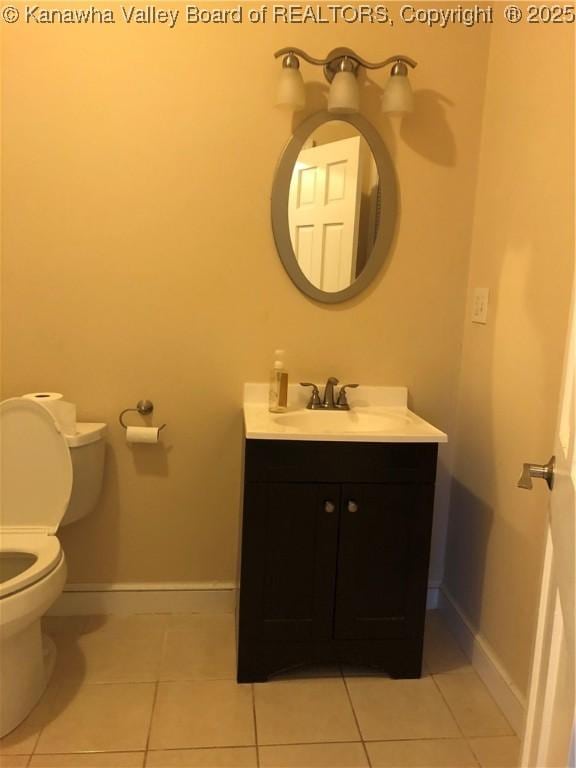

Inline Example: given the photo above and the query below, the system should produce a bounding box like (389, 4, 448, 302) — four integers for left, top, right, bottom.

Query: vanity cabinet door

(334, 483, 434, 640)
(239, 482, 340, 643)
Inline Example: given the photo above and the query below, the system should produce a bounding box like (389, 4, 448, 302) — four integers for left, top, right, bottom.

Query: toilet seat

(0, 398, 72, 600)
(0, 398, 73, 534)
(0, 534, 62, 599)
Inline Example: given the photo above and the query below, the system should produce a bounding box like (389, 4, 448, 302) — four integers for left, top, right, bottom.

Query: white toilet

(0, 397, 106, 736)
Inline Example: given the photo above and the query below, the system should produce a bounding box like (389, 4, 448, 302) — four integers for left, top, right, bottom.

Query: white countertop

(243, 384, 448, 443)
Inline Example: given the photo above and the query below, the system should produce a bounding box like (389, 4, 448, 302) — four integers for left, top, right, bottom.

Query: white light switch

(472, 287, 489, 324)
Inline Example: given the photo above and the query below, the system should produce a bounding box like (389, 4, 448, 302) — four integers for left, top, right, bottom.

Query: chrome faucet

(300, 379, 359, 410)
(322, 377, 339, 409)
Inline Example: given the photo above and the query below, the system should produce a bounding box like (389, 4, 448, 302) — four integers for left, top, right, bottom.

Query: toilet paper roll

(23, 392, 78, 436)
(126, 426, 160, 444)
(55, 401, 77, 436)
(23, 391, 63, 403)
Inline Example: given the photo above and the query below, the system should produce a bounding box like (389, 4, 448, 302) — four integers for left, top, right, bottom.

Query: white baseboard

(438, 585, 526, 737)
(48, 582, 237, 616)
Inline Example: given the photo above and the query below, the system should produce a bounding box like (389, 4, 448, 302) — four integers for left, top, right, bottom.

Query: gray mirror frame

(271, 111, 397, 304)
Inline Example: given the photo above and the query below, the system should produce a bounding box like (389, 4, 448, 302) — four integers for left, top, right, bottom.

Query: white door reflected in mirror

(288, 122, 380, 293)
(271, 112, 397, 304)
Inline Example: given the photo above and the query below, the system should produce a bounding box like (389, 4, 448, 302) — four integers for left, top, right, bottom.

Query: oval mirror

(272, 112, 397, 303)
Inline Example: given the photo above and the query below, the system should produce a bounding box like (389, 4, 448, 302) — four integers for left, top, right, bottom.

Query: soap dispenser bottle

(269, 349, 288, 413)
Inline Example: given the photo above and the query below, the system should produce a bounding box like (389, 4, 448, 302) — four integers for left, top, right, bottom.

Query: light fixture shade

(382, 71, 414, 114)
(275, 67, 306, 111)
(327, 71, 359, 114)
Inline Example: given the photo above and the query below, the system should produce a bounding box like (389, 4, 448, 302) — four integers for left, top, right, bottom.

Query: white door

(288, 136, 363, 292)
(521, 276, 575, 767)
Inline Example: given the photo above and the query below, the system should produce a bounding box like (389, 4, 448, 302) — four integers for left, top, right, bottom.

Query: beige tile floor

(0, 611, 520, 768)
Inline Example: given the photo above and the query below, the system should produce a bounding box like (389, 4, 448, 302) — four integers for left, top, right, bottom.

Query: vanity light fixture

(274, 47, 417, 115)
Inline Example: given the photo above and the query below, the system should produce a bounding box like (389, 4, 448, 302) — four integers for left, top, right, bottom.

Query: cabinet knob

(347, 500, 358, 513)
(324, 500, 336, 514)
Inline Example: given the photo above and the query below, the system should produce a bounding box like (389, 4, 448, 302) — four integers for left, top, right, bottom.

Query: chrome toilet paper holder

(119, 400, 166, 432)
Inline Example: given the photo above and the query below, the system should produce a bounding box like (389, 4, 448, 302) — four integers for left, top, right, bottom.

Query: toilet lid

(0, 398, 73, 533)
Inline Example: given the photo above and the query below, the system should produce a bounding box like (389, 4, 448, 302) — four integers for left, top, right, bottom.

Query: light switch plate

(472, 287, 489, 324)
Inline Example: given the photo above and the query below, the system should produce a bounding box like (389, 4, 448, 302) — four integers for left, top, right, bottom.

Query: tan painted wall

(444, 17, 574, 695)
(1, 4, 490, 584)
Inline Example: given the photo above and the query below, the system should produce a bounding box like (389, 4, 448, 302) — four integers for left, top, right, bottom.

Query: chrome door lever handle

(517, 456, 555, 491)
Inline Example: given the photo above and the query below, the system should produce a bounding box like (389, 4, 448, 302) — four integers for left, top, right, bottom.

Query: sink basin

(273, 409, 413, 433)
(243, 385, 447, 443)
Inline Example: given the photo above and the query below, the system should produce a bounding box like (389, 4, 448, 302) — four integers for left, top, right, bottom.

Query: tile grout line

(426, 615, 467, 744)
(428, 611, 514, 758)
(466, 737, 485, 768)
(429, 671, 466, 738)
(31, 748, 151, 756)
(251, 683, 260, 768)
(431, 612, 517, 736)
(143, 681, 160, 760)
(24, 675, 240, 687)
(341, 668, 372, 768)
(429, 672, 481, 768)
(465, 735, 515, 768)
(142, 617, 170, 765)
(146, 739, 366, 751)
(148, 736, 471, 749)
(25, 713, 44, 760)
(25, 735, 487, 757)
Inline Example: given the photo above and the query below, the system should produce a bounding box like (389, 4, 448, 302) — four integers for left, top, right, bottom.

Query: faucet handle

(336, 384, 359, 409)
(300, 382, 322, 409)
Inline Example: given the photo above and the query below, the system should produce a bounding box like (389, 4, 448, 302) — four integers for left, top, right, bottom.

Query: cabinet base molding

(237, 636, 425, 683)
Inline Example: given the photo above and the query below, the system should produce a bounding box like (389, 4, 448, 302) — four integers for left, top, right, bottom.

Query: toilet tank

(61, 423, 106, 526)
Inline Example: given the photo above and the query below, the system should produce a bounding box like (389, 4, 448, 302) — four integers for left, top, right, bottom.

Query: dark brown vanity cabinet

(237, 439, 438, 682)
